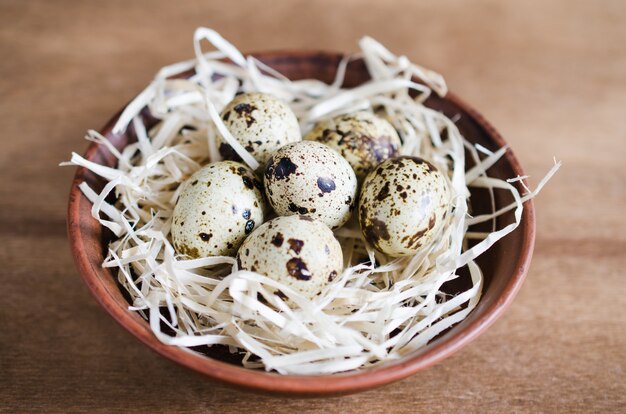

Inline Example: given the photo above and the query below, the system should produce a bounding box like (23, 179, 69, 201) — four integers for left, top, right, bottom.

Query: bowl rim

(67, 50, 535, 396)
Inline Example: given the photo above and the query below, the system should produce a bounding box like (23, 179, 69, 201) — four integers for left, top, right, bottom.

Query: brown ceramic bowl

(67, 51, 534, 396)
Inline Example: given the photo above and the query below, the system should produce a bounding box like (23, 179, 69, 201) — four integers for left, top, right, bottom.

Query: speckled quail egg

(217, 92, 301, 165)
(375, 107, 414, 140)
(237, 215, 343, 300)
(304, 111, 401, 182)
(358, 156, 450, 257)
(171, 161, 266, 258)
(264, 141, 358, 229)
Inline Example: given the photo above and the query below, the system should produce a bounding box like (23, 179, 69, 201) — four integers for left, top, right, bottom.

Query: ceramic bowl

(67, 51, 534, 396)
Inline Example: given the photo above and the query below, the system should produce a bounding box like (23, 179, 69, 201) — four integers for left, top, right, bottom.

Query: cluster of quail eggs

(171, 92, 451, 300)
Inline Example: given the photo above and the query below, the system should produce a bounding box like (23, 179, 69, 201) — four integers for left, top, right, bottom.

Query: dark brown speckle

(218, 143, 242, 162)
(286, 258, 311, 280)
(288, 202, 309, 214)
(245, 220, 255, 234)
(317, 176, 336, 193)
(176, 243, 199, 258)
(233, 103, 257, 128)
(268, 157, 298, 180)
(287, 238, 304, 254)
(242, 176, 254, 189)
(362, 217, 391, 247)
(271, 232, 284, 247)
(376, 181, 391, 201)
(242, 208, 251, 220)
(328, 270, 338, 282)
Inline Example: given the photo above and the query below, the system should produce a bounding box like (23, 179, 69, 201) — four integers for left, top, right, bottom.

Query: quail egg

(264, 141, 358, 229)
(237, 215, 343, 300)
(171, 161, 266, 258)
(358, 156, 450, 257)
(375, 108, 414, 141)
(217, 92, 301, 165)
(304, 111, 401, 182)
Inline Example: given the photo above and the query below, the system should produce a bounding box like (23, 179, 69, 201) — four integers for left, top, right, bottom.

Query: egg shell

(264, 140, 358, 229)
(304, 111, 401, 182)
(358, 156, 450, 257)
(217, 92, 301, 165)
(171, 161, 266, 258)
(237, 215, 343, 300)
(376, 109, 415, 143)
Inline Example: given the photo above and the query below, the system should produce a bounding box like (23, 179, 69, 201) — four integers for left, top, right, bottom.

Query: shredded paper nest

(65, 28, 560, 375)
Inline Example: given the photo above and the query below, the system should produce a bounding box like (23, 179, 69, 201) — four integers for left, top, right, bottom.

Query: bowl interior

(68, 52, 534, 395)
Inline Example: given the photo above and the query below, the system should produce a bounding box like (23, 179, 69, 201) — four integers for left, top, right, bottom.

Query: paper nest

(65, 27, 560, 375)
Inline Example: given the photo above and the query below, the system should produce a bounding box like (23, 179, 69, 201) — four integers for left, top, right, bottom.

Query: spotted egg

(264, 141, 358, 229)
(358, 156, 450, 257)
(217, 92, 301, 165)
(237, 215, 343, 300)
(171, 161, 266, 258)
(304, 111, 401, 182)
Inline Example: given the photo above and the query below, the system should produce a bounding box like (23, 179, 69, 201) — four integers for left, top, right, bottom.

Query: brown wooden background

(1, 0, 625, 412)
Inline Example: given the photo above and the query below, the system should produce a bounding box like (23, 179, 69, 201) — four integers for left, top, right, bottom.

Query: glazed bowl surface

(67, 51, 535, 396)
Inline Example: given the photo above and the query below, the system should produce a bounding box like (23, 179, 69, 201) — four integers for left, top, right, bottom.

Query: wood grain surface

(1, 0, 624, 412)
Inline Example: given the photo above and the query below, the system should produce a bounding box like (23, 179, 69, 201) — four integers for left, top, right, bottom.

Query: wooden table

(2, 0, 624, 412)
